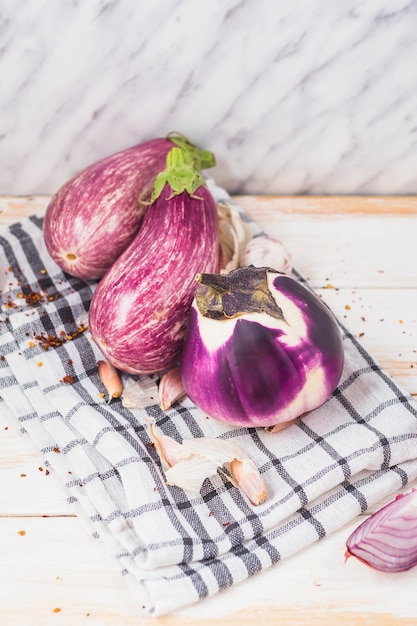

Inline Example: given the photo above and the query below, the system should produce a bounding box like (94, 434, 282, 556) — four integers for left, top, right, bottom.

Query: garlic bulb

(242, 234, 292, 274)
(217, 201, 254, 274)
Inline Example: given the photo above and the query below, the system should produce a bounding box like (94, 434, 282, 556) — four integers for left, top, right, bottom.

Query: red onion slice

(345, 489, 417, 572)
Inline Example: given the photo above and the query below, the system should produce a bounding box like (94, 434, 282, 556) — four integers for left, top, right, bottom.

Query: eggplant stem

(167, 132, 216, 170)
(194, 266, 286, 322)
(150, 146, 207, 203)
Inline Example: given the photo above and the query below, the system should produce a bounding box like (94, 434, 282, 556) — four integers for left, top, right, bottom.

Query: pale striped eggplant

(88, 148, 219, 374)
(43, 133, 215, 280)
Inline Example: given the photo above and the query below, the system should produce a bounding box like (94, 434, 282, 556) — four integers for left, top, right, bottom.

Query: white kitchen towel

(1, 182, 417, 616)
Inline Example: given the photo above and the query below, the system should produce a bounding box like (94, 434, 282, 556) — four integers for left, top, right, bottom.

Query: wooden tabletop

(1, 194, 417, 625)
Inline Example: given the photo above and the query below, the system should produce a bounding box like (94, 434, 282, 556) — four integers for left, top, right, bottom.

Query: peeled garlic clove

(159, 366, 186, 411)
(230, 458, 267, 506)
(242, 234, 292, 274)
(98, 359, 123, 403)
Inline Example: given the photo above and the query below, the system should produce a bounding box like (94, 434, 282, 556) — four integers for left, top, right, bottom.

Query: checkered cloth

(1, 180, 417, 616)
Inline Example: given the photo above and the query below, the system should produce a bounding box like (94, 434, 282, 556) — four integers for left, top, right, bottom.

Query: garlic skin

(147, 420, 267, 505)
(121, 376, 159, 409)
(98, 359, 123, 403)
(241, 234, 292, 274)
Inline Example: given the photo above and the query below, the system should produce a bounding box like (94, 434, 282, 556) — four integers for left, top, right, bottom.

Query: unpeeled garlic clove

(98, 359, 123, 403)
(159, 366, 186, 411)
(230, 458, 267, 506)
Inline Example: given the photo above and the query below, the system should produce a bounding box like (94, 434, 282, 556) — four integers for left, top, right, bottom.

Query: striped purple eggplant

(88, 148, 219, 375)
(180, 266, 344, 431)
(43, 133, 215, 280)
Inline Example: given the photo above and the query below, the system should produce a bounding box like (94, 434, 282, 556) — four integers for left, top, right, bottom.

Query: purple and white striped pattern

(88, 182, 219, 374)
(43, 137, 175, 279)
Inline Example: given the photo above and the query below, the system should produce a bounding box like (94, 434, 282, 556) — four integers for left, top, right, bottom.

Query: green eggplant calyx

(167, 132, 216, 170)
(194, 266, 286, 322)
(151, 146, 207, 203)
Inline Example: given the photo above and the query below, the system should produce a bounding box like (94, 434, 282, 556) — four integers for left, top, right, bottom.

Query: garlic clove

(241, 234, 292, 274)
(159, 366, 186, 411)
(98, 359, 123, 403)
(147, 419, 182, 471)
(230, 458, 267, 506)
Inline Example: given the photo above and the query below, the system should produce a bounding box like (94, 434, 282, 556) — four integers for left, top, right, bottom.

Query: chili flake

(24, 291, 45, 306)
(34, 333, 66, 350)
(61, 375, 74, 384)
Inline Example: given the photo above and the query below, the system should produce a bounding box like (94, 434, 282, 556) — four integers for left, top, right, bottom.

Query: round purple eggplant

(180, 266, 345, 430)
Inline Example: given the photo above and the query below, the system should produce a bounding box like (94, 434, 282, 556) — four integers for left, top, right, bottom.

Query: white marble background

(1, 0, 417, 196)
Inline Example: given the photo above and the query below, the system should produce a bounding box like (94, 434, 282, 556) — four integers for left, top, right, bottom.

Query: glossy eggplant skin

(181, 270, 344, 429)
(43, 137, 175, 280)
(88, 183, 219, 375)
